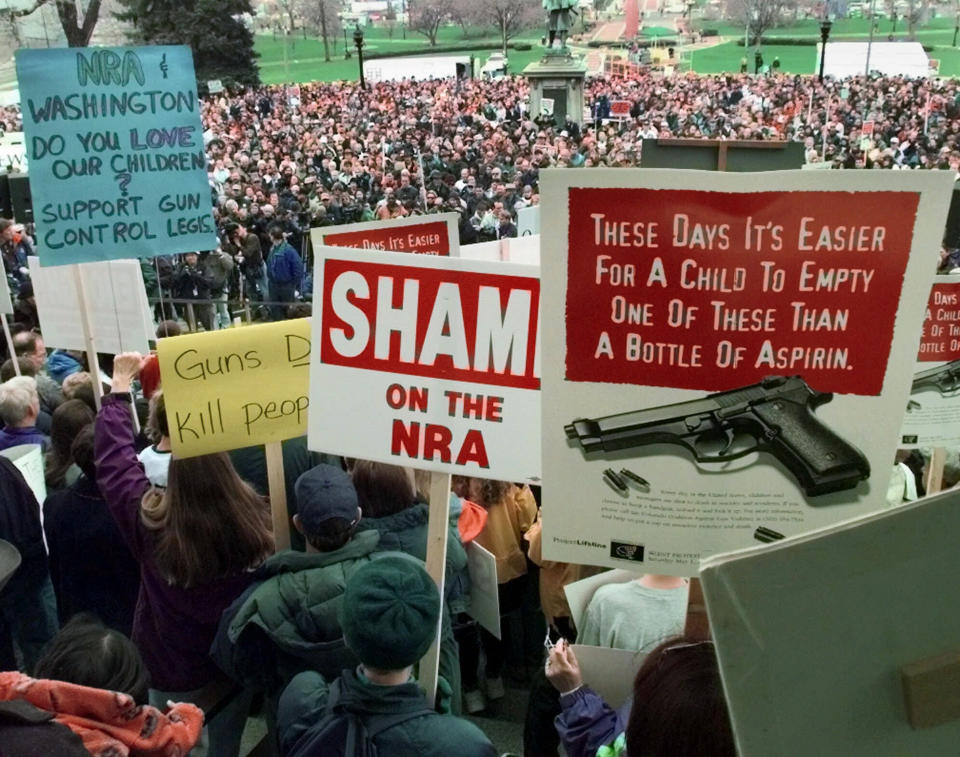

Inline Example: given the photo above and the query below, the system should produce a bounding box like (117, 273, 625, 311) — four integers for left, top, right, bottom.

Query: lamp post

(354, 24, 366, 90)
(953, 1, 958, 46)
(818, 18, 832, 83)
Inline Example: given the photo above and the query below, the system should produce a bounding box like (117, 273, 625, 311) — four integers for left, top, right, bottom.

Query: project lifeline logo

(610, 541, 645, 563)
(552, 536, 606, 550)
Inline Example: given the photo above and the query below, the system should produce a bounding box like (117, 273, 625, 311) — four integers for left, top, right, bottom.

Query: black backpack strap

(363, 706, 436, 740)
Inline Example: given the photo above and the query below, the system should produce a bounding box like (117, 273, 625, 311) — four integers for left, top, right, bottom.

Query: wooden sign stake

(265, 440, 291, 552)
(73, 264, 102, 410)
(0, 314, 19, 376)
(419, 470, 451, 707)
(684, 577, 711, 640)
(925, 447, 946, 495)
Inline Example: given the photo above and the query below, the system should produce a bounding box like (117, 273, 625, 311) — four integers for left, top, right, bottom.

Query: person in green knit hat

(278, 555, 497, 757)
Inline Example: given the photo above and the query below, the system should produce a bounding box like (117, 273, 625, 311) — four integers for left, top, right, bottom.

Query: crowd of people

(0, 333, 733, 757)
(3, 71, 959, 326)
(0, 63, 955, 755)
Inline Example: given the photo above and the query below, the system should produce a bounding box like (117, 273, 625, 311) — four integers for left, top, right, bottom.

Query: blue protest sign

(16, 46, 216, 266)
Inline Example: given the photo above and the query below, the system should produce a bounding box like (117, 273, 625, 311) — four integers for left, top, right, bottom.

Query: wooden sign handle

(0, 314, 19, 376)
(684, 577, 711, 640)
(73, 264, 102, 411)
(265, 440, 291, 552)
(419, 471, 451, 708)
(925, 447, 946, 495)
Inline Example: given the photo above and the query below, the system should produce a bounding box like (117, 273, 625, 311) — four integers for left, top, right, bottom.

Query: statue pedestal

(524, 53, 588, 127)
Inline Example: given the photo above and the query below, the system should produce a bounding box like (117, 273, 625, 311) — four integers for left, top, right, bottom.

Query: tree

(0, 0, 45, 47)
(54, 0, 102, 46)
(726, 0, 795, 45)
(487, 0, 539, 54)
(276, 0, 299, 34)
(902, 0, 929, 39)
(449, 0, 484, 38)
(298, 0, 342, 61)
(408, 0, 452, 45)
(114, 0, 260, 87)
(0, 0, 102, 47)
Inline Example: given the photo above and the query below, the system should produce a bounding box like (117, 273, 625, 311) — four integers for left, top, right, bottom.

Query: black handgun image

(564, 376, 870, 498)
(908, 359, 960, 410)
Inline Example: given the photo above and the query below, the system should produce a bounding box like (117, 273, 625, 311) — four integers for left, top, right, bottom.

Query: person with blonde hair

(95, 353, 274, 757)
(0, 375, 47, 452)
(60, 371, 93, 400)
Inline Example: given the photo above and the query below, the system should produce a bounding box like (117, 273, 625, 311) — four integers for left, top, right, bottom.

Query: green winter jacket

(278, 668, 497, 757)
(355, 501, 468, 609)
(212, 527, 464, 710)
(211, 529, 382, 694)
(355, 502, 469, 714)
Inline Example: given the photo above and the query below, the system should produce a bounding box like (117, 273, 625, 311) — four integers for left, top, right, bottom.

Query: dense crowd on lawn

(4, 71, 959, 325)
(200, 72, 960, 238)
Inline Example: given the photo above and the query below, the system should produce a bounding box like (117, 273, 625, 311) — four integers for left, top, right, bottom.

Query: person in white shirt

(137, 391, 172, 488)
(578, 574, 689, 652)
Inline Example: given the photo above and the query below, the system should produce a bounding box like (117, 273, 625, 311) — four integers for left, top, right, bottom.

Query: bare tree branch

(0, 0, 51, 19)
(726, 0, 796, 45)
(408, 0, 453, 46)
(54, 0, 102, 46)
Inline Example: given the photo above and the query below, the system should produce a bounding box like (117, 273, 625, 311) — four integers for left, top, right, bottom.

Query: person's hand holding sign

(545, 639, 583, 696)
(111, 352, 145, 395)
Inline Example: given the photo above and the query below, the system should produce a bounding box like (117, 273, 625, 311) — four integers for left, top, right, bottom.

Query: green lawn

(255, 17, 960, 84)
(690, 16, 960, 76)
(255, 25, 545, 85)
(641, 26, 676, 37)
(700, 15, 958, 39)
(690, 41, 818, 73)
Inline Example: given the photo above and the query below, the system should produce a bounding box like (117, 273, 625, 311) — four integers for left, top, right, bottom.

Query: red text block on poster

(918, 281, 960, 361)
(322, 220, 452, 256)
(565, 188, 919, 396)
(319, 259, 540, 390)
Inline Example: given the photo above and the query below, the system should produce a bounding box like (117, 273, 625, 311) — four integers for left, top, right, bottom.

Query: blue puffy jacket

(46, 351, 82, 384)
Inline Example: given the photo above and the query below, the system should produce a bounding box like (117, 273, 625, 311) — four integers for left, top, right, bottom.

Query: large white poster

(540, 168, 953, 574)
(308, 246, 540, 481)
(0, 263, 12, 316)
(29, 258, 153, 354)
(700, 489, 960, 755)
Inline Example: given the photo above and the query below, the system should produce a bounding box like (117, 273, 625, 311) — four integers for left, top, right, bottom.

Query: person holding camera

(229, 223, 267, 306)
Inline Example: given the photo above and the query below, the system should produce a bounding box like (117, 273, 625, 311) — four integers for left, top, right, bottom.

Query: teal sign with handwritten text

(16, 46, 216, 266)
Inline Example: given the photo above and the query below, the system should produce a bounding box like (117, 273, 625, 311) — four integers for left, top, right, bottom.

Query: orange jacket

(0, 671, 203, 757)
(474, 484, 538, 584)
(526, 514, 605, 626)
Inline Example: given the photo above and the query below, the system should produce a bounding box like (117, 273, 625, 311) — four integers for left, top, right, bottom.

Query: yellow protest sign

(157, 319, 311, 457)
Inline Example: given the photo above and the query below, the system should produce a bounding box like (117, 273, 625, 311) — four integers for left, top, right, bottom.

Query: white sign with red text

(308, 246, 541, 481)
(312, 213, 460, 257)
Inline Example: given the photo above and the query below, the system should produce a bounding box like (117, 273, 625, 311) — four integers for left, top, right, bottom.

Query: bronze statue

(544, 0, 577, 51)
